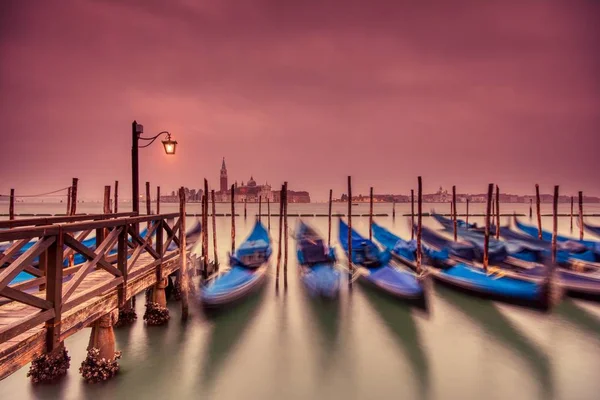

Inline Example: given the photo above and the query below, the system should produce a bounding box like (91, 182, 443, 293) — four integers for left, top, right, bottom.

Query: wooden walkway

(0, 213, 187, 380)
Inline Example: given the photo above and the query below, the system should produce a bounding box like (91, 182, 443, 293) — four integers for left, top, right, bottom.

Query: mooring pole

(244, 198, 247, 219)
(66, 186, 72, 215)
(369, 187, 374, 240)
(347, 176, 353, 288)
(156, 186, 160, 215)
(258, 195, 262, 222)
(211, 189, 219, 271)
(70, 177, 78, 215)
(416, 177, 423, 274)
(203, 178, 209, 278)
(411, 189, 415, 240)
(535, 184, 542, 239)
(570, 196, 574, 233)
(231, 184, 236, 253)
(275, 184, 284, 286)
(452, 185, 457, 241)
(145, 182, 151, 215)
(392, 199, 396, 219)
(495, 184, 500, 239)
(201, 194, 206, 262)
(114, 180, 119, 214)
(283, 182, 289, 289)
(579, 191, 584, 240)
(328, 189, 333, 247)
(552, 186, 559, 266)
(179, 187, 189, 321)
(483, 183, 493, 272)
(9, 188, 14, 220)
(267, 197, 271, 231)
(466, 197, 470, 227)
(103, 186, 111, 214)
(529, 198, 533, 219)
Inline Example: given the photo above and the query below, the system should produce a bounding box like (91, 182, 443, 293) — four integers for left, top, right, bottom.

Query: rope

(0, 186, 70, 198)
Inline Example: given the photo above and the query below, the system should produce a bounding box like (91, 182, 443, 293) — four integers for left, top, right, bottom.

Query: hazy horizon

(1, 0, 599, 202)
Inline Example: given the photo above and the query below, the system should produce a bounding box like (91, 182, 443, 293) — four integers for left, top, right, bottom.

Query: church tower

(220, 157, 228, 193)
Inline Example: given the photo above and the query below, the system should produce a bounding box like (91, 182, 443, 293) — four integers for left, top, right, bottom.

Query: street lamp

(131, 120, 178, 216)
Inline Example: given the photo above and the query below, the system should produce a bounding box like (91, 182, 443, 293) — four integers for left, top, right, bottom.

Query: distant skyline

(1, 0, 599, 202)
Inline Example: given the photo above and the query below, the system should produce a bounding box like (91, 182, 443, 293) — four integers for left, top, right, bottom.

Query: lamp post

(131, 120, 178, 216)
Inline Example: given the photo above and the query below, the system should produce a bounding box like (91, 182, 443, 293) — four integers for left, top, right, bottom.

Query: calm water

(1, 202, 600, 400)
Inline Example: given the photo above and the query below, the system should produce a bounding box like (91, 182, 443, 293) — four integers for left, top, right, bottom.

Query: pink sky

(1, 0, 599, 201)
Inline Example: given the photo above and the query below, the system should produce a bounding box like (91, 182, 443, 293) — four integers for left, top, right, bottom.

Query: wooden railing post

(117, 225, 128, 308)
(45, 227, 64, 352)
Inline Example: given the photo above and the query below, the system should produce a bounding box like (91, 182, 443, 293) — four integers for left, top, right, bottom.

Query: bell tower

(220, 157, 228, 193)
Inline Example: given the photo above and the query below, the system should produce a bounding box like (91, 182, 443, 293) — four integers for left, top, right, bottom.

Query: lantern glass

(162, 139, 177, 155)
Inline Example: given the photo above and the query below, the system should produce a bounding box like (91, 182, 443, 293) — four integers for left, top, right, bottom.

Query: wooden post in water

(145, 182, 151, 215)
(450, 200, 454, 216)
(328, 189, 333, 247)
(283, 182, 289, 289)
(535, 184, 542, 239)
(579, 191, 584, 240)
(411, 189, 415, 240)
(231, 184, 236, 253)
(103, 186, 111, 214)
(156, 186, 160, 214)
(145, 182, 151, 238)
(267, 197, 271, 231)
(203, 178, 209, 277)
(70, 178, 78, 215)
(483, 183, 493, 271)
(452, 185, 457, 241)
(570, 196, 574, 233)
(369, 187, 374, 240)
(66, 186, 72, 215)
(244, 198, 247, 219)
(347, 176, 353, 287)
(552, 186, 559, 266)
(529, 199, 533, 219)
(179, 187, 189, 321)
(9, 188, 14, 220)
(416, 177, 422, 274)
(275, 184, 284, 286)
(495, 184, 500, 239)
(258, 195, 262, 222)
(200, 194, 206, 263)
(490, 193, 494, 217)
(392, 199, 396, 219)
(114, 181, 119, 214)
(211, 189, 219, 271)
(466, 198, 470, 226)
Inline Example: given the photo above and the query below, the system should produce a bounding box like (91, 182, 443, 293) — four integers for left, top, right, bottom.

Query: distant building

(214, 158, 310, 203)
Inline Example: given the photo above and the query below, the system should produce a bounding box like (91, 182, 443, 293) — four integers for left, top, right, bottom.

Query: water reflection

(361, 285, 430, 400)
(436, 286, 553, 399)
(199, 283, 267, 389)
(555, 300, 600, 340)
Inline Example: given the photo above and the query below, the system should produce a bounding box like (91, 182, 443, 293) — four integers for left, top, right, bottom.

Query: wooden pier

(0, 212, 186, 381)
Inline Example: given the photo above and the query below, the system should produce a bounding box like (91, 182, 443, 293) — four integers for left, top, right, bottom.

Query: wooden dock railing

(0, 212, 185, 380)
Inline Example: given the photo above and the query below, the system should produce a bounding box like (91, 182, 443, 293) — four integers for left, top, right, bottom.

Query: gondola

(432, 214, 600, 299)
(582, 220, 600, 238)
(199, 220, 271, 309)
(372, 222, 555, 310)
(338, 219, 426, 308)
(295, 220, 341, 299)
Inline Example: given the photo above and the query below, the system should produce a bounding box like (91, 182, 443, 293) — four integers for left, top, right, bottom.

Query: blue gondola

(338, 219, 426, 307)
(433, 214, 600, 299)
(372, 222, 554, 310)
(583, 220, 600, 238)
(200, 220, 271, 308)
(515, 217, 600, 252)
(295, 221, 340, 299)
